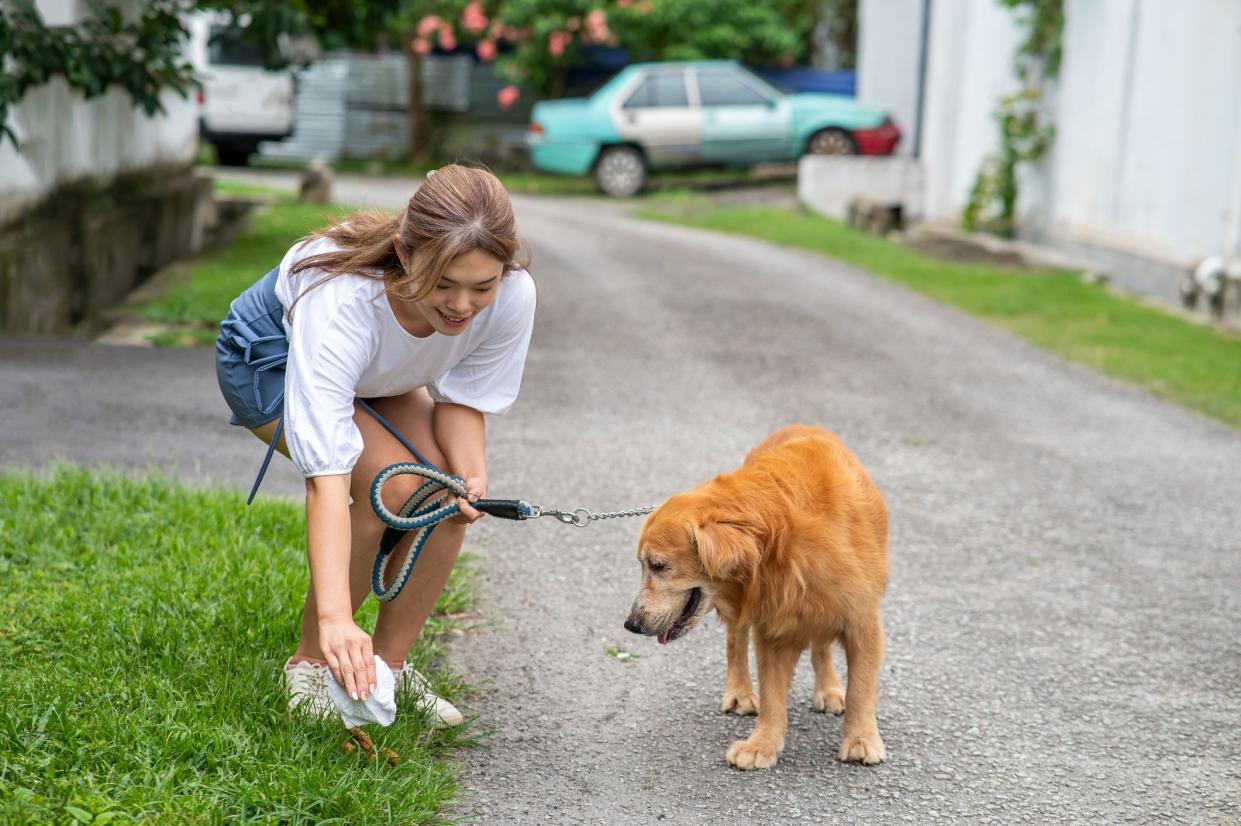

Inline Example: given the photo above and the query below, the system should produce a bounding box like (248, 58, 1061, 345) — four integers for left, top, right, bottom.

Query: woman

(215, 165, 536, 725)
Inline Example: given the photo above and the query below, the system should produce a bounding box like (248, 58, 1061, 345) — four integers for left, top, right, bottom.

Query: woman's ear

(692, 518, 759, 580)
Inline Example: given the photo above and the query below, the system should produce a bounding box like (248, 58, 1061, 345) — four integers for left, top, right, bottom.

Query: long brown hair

(288, 164, 526, 314)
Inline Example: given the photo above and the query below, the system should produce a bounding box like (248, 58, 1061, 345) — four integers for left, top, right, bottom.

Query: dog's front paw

(720, 686, 759, 716)
(813, 686, 845, 715)
(726, 737, 780, 770)
(838, 732, 886, 765)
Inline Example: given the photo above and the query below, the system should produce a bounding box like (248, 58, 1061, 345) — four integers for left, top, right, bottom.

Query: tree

(1, 0, 834, 159)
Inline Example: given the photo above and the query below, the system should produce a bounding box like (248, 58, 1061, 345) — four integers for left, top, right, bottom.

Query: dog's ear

(692, 518, 760, 579)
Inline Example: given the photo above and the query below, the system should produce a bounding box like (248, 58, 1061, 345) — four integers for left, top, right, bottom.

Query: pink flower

(412, 38, 431, 55)
(584, 10, 610, 43)
(547, 30, 572, 58)
(489, 20, 505, 40)
(618, 0, 633, 6)
(416, 15, 441, 38)
(497, 85, 520, 110)
(638, 0, 653, 13)
(476, 39, 497, 61)
(460, 1, 488, 34)
(438, 22, 457, 51)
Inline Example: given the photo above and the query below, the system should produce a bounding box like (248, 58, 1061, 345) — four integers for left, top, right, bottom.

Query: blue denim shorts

(215, 267, 289, 429)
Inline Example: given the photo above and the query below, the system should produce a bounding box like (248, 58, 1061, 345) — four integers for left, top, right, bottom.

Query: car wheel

(805, 128, 857, 156)
(594, 146, 647, 197)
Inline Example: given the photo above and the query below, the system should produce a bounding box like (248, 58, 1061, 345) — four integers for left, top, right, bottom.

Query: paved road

(2, 172, 1238, 824)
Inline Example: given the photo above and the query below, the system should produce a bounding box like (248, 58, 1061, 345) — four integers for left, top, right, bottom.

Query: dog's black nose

(624, 616, 643, 635)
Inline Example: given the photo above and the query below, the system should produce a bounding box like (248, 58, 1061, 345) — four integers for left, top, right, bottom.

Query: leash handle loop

(369, 464, 537, 602)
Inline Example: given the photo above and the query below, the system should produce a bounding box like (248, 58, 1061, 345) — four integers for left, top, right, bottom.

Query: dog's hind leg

(811, 635, 846, 714)
(720, 622, 758, 715)
(839, 609, 886, 764)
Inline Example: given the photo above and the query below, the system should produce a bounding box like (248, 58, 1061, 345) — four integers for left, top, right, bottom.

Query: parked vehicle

(528, 60, 900, 197)
(187, 13, 295, 165)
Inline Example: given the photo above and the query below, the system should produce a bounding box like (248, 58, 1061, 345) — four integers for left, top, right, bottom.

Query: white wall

(913, 0, 1241, 269)
(857, 0, 926, 156)
(0, 1, 198, 225)
(919, 1, 1029, 225)
(1051, 0, 1241, 265)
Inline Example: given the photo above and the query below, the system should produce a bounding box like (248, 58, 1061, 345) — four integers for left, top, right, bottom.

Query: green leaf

(64, 806, 94, 823)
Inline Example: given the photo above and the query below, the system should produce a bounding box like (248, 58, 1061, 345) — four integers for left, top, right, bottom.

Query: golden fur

(625, 425, 889, 769)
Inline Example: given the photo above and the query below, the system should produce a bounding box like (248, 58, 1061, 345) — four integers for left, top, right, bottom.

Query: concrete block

(798, 156, 924, 221)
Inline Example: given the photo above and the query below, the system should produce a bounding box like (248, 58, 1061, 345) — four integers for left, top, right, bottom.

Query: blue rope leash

(358, 399, 541, 602)
(367, 462, 536, 602)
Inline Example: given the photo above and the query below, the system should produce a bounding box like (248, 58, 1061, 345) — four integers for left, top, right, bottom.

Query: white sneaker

(283, 658, 334, 719)
(390, 662, 464, 728)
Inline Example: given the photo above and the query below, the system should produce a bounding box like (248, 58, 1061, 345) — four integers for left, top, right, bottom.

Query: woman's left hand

(449, 476, 487, 524)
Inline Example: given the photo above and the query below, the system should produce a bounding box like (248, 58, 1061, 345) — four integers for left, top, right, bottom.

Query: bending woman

(215, 165, 536, 725)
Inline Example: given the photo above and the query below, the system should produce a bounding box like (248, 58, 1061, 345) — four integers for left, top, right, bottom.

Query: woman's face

(413, 248, 505, 336)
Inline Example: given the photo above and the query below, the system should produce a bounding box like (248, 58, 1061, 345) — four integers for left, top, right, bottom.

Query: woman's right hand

(318, 617, 376, 701)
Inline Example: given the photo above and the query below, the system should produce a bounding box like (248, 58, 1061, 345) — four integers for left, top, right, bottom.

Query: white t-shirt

(273, 236, 537, 478)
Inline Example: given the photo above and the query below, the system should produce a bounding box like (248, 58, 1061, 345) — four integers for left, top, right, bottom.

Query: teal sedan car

(528, 60, 900, 196)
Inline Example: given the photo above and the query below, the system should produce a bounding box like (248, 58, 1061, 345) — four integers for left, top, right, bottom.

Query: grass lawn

(637, 194, 1241, 429)
(0, 466, 477, 824)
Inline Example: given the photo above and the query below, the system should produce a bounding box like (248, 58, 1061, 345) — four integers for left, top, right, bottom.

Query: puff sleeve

(281, 287, 380, 477)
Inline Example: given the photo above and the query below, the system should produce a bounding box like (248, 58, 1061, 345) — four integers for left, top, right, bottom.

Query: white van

(187, 13, 295, 165)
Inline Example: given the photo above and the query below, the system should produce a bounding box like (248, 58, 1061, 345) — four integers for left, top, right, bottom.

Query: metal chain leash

(528, 503, 658, 527)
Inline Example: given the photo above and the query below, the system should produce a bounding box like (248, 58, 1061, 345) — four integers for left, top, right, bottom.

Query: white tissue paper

(327, 655, 397, 727)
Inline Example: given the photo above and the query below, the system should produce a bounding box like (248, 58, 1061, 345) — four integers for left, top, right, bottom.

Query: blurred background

(2, 0, 1240, 337)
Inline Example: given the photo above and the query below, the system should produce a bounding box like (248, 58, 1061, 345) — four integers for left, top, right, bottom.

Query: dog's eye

(648, 560, 667, 573)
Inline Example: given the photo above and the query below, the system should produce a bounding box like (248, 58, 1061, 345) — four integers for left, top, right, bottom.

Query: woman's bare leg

(268, 389, 467, 668)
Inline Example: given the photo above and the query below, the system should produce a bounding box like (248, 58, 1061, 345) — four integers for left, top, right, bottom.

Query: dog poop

(343, 727, 399, 767)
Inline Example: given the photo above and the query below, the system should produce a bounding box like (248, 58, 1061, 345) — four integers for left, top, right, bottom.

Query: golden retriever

(624, 425, 888, 770)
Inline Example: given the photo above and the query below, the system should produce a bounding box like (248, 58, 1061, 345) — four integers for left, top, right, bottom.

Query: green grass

(142, 195, 355, 347)
(0, 467, 477, 825)
(637, 195, 1241, 429)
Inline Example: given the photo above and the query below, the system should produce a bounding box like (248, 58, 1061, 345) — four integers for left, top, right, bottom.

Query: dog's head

(623, 491, 761, 644)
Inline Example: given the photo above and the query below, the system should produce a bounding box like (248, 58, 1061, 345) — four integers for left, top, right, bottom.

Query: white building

(853, 0, 1241, 307)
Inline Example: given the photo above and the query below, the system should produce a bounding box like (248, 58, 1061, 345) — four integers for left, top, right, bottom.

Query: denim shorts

(215, 267, 289, 429)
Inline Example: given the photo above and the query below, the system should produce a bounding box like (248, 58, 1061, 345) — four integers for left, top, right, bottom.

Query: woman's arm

(305, 473, 375, 699)
(433, 402, 488, 522)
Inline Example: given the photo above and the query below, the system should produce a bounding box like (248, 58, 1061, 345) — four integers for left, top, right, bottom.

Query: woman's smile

(437, 308, 470, 328)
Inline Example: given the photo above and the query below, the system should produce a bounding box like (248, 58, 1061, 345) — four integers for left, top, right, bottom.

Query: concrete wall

(0, 81, 199, 227)
(1048, 0, 1241, 268)
(856, 0, 926, 156)
(0, 0, 208, 334)
(918, 1, 1029, 225)
(869, 0, 1241, 307)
